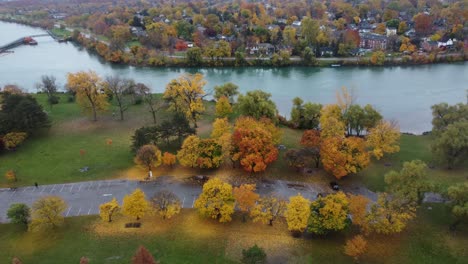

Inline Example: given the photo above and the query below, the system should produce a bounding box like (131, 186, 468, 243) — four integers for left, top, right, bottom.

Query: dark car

(330, 181, 339, 191)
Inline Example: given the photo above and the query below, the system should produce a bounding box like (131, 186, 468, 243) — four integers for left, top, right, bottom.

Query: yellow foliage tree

(215, 96, 233, 118)
(162, 152, 176, 167)
(320, 104, 346, 138)
(29, 196, 67, 232)
(308, 192, 349, 234)
(210, 118, 232, 139)
(3, 132, 27, 150)
(285, 194, 311, 235)
(5, 170, 17, 183)
(177, 135, 201, 168)
(99, 198, 120, 222)
(233, 184, 259, 221)
(344, 235, 367, 261)
(194, 178, 235, 223)
(151, 190, 181, 220)
(67, 71, 109, 121)
(122, 189, 150, 220)
(163, 73, 206, 128)
(366, 120, 400, 160)
(250, 195, 287, 226)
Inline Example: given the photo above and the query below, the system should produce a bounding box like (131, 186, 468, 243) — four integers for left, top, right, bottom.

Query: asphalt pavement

(0, 176, 378, 223)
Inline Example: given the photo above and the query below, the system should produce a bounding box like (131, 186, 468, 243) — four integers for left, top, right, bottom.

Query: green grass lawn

(50, 27, 71, 38)
(1, 206, 466, 264)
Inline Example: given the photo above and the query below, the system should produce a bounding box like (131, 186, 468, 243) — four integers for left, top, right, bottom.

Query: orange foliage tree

(162, 152, 176, 167)
(300, 129, 322, 168)
(233, 184, 260, 221)
(232, 125, 278, 173)
(320, 137, 370, 179)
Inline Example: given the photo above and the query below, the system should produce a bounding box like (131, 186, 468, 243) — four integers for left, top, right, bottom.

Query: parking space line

(22, 187, 28, 192)
(50, 184, 56, 192)
(70, 184, 74, 192)
(78, 184, 82, 192)
(60, 184, 65, 192)
(31, 187, 36, 193)
(192, 197, 196, 208)
(66, 206, 72, 216)
(77, 207, 81, 216)
(9, 190, 16, 197)
(87, 206, 92, 215)
(40, 186, 46, 193)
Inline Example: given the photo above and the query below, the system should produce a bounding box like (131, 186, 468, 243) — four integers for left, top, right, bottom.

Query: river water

(0, 21, 467, 134)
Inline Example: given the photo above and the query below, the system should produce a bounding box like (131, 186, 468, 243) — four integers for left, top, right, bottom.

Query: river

(0, 21, 467, 134)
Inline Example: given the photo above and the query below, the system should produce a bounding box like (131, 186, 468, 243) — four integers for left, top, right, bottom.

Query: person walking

(34, 182, 38, 188)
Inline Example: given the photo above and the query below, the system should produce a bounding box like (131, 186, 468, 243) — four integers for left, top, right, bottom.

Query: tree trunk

(92, 107, 97, 121)
(119, 109, 124, 121)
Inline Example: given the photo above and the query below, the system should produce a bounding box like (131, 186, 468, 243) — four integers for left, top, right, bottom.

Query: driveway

(0, 176, 377, 223)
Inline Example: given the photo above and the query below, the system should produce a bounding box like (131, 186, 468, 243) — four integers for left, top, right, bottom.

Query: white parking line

(182, 195, 186, 207)
(22, 187, 28, 192)
(50, 184, 56, 192)
(192, 197, 196, 208)
(77, 207, 81, 216)
(31, 187, 36, 193)
(60, 184, 65, 192)
(40, 186, 46, 193)
(66, 206, 72, 216)
(87, 207, 92, 215)
(9, 189, 16, 197)
(78, 184, 82, 192)
(70, 184, 74, 192)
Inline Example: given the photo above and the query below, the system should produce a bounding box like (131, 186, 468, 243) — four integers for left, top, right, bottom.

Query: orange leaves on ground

(344, 235, 367, 261)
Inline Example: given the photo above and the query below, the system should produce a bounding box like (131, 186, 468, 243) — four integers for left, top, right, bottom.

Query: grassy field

(1, 206, 466, 264)
(1, 93, 466, 194)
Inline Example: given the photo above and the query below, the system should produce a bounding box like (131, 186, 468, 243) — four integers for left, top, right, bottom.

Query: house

(386, 27, 397, 37)
(421, 40, 439, 52)
(248, 43, 275, 55)
(131, 27, 147, 37)
(319, 47, 334, 57)
(359, 33, 387, 50)
(292, 20, 302, 28)
(437, 38, 455, 48)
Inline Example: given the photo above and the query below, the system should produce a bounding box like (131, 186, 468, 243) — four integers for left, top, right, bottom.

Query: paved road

(0, 176, 377, 223)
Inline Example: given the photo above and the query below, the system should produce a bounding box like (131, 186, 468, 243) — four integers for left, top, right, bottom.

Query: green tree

(237, 90, 278, 121)
(29, 196, 67, 232)
(0, 93, 50, 135)
(7, 203, 30, 225)
(430, 103, 467, 134)
(446, 182, 468, 230)
(186, 47, 203, 66)
(194, 178, 235, 223)
(432, 121, 468, 169)
(214, 82, 239, 103)
(386, 164, 430, 207)
(301, 17, 320, 46)
(307, 192, 349, 235)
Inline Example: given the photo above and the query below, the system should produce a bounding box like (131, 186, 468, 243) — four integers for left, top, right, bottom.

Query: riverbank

(1, 18, 466, 68)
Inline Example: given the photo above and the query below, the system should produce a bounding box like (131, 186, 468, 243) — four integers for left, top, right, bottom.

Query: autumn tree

(132, 246, 158, 264)
(151, 190, 181, 219)
(162, 152, 176, 167)
(5, 170, 17, 187)
(3, 132, 27, 150)
(177, 135, 201, 168)
(291, 98, 322, 129)
(286, 194, 311, 236)
(320, 104, 346, 138)
(348, 194, 370, 231)
(300, 129, 322, 168)
(163, 73, 206, 128)
(370, 51, 385, 66)
(321, 137, 370, 179)
(194, 178, 235, 223)
(67, 71, 109, 121)
(12, 257, 23, 264)
(344, 235, 367, 262)
(446, 182, 468, 230)
(367, 121, 400, 160)
(134, 144, 162, 177)
(250, 195, 287, 226)
(233, 184, 260, 221)
(301, 17, 320, 46)
(99, 198, 120, 222)
(308, 192, 349, 235)
(122, 189, 150, 221)
(215, 96, 233, 118)
(214, 82, 239, 103)
(237, 90, 278, 122)
(79, 257, 89, 264)
(386, 160, 430, 204)
(7, 203, 30, 225)
(232, 119, 279, 173)
(284, 149, 307, 171)
(29, 196, 67, 232)
(365, 193, 415, 235)
(211, 118, 232, 139)
(413, 13, 433, 36)
(104, 75, 134, 120)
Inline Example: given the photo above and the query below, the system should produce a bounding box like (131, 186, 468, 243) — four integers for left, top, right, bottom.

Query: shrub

(242, 244, 267, 264)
